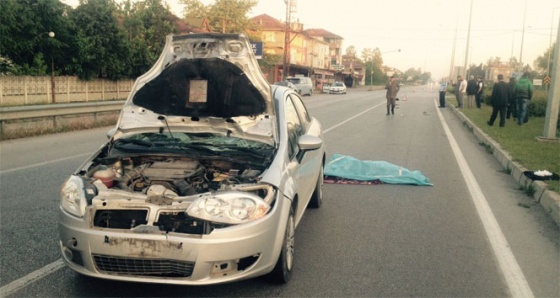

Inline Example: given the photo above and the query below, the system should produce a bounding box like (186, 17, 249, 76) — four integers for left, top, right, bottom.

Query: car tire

(308, 165, 323, 208)
(266, 206, 295, 284)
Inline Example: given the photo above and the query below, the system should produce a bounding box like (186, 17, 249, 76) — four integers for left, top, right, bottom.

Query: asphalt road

(0, 85, 558, 297)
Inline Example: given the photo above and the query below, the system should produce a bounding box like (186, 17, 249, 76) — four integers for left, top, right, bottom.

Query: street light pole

(48, 31, 55, 104)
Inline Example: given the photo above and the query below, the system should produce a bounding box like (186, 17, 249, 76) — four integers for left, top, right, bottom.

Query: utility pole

(464, 0, 473, 78)
(449, 18, 458, 81)
(282, 0, 292, 81)
(519, 0, 528, 68)
(542, 16, 560, 140)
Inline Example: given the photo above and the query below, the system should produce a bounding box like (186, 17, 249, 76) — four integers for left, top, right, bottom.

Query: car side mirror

(298, 134, 322, 151)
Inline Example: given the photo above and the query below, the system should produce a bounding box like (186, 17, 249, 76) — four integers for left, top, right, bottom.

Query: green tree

(180, 0, 207, 18)
(180, 0, 257, 33)
(467, 63, 485, 79)
(118, 0, 175, 77)
(0, 0, 73, 75)
(534, 42, 555, 75)
(69, 0, 131, 79)
(361, 48, 384, 85)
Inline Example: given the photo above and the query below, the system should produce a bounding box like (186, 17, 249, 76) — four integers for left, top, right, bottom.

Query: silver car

(329, 81, 346, 94)
(58, 33, 325, 285)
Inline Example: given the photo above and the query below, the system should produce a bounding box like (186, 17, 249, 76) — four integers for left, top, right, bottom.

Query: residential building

(171, 16, 213, 33)
(305, 28, 344, 86)
(250, 14, 344, 89)
(341, 52, 364, 87)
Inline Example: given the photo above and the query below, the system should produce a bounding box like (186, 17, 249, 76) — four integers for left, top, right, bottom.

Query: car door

(284, 94, 321, 223)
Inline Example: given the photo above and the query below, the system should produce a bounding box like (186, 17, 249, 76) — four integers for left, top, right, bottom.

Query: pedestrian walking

(439, 80, 447, 107)
(466, 75, 477, 108)
(506, 76, 517, 119)
(514, 72, 533, 126)
(385, 75, 400, 115)
(487, 74, 509, 127)
(455, 75, 467, 109)
(476, 76, 484, 108)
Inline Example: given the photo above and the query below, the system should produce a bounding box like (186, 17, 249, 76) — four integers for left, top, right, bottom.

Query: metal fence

(0, 76, 134, 106)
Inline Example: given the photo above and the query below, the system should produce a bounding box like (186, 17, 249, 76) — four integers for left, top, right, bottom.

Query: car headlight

(60, 175, 87, 218)
(186, 191, 270, 224)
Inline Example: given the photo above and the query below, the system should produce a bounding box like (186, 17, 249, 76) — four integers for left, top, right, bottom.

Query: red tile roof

(304, 28, 342, 39)
(250, 14, 285, 30)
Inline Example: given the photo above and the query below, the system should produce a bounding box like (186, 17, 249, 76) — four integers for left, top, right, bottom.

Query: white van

(286, 76, 313, 96)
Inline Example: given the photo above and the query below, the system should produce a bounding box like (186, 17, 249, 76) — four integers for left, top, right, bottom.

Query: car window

(289, 94, 311, 126)
(285, 96, 304, 159)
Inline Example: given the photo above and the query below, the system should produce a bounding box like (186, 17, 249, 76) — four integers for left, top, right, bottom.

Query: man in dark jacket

(487, 74, 509, 127)
(514, 71, 533, 125)
(466, 75, 478, 108)
(475, 76, 484, 108)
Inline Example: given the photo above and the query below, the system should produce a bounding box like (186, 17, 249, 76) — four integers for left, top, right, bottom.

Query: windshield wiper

(114, 138, 153, 148)
(217, 144, 271, 157)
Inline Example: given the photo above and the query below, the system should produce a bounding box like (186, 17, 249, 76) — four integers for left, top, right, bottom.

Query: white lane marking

(323, 101, 385, 134)
(434, 101, 534, 298)
(0, 259, 65, 297)
(0, 153, 90, 175)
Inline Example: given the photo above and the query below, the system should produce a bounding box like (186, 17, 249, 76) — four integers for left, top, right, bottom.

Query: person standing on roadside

(466, 75, 477, 108)
(487, 74, 509, 127)
(455, 75, 467, 109)
(439, 80, 447, 107)
(506, 76, 517, 119)
(476, 76, 484, 108)
(514, 71, 533, 126)
(385, 75, 399, 115)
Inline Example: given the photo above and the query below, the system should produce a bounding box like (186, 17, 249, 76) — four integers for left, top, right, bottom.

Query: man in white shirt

(455, 75, 467, 109)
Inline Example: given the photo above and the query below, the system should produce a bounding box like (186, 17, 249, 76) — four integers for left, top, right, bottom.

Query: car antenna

(157, 115, 175, 139)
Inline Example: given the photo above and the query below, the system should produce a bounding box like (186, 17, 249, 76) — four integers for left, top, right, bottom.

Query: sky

(64, 0, 560, 80)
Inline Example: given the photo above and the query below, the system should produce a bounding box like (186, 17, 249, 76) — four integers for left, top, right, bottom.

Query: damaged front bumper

(58, 190, 291, 285)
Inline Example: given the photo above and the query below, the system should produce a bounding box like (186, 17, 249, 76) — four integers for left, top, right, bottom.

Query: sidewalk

(449, 106, 560, 227)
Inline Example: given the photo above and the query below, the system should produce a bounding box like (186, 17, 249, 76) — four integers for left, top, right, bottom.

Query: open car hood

(115, 33, 275, 144)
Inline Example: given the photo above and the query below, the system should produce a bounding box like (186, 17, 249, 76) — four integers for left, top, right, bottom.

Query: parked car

(273, 80, 298, 92)
(286, 76, 313, 96)
(58, 33, 325, 286)
(322, 83, 331, 93)
(329, 81, 346, 94)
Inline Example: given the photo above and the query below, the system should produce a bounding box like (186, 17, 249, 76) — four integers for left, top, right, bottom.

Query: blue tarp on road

(324, 154, 433, 186)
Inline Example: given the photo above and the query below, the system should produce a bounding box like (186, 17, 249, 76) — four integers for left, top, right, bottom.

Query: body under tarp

(324, 154, 433, 186)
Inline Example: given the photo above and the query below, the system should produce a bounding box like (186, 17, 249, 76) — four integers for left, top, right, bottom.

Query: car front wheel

(308, 165, 323, 208)
(266, 206, 295, 283)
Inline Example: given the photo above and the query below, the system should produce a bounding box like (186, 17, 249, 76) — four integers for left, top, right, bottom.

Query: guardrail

(0, 101, 125, 140)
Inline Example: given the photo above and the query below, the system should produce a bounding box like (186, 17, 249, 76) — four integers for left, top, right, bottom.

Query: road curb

(449, 106, 560, 227)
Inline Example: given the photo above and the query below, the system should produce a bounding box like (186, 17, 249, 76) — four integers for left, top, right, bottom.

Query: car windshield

(286, 78, 301, 84)
(111, 132, 275, 164)
(333, 82, 344, 87)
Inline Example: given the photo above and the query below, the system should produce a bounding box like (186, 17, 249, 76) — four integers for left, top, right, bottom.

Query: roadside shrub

(528, 99, 547, 117)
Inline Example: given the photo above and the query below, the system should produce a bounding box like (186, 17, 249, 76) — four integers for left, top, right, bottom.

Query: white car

(58, 33, 325, 285)
(329, 81, 346, 94)
(273, 80, 298, 92)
